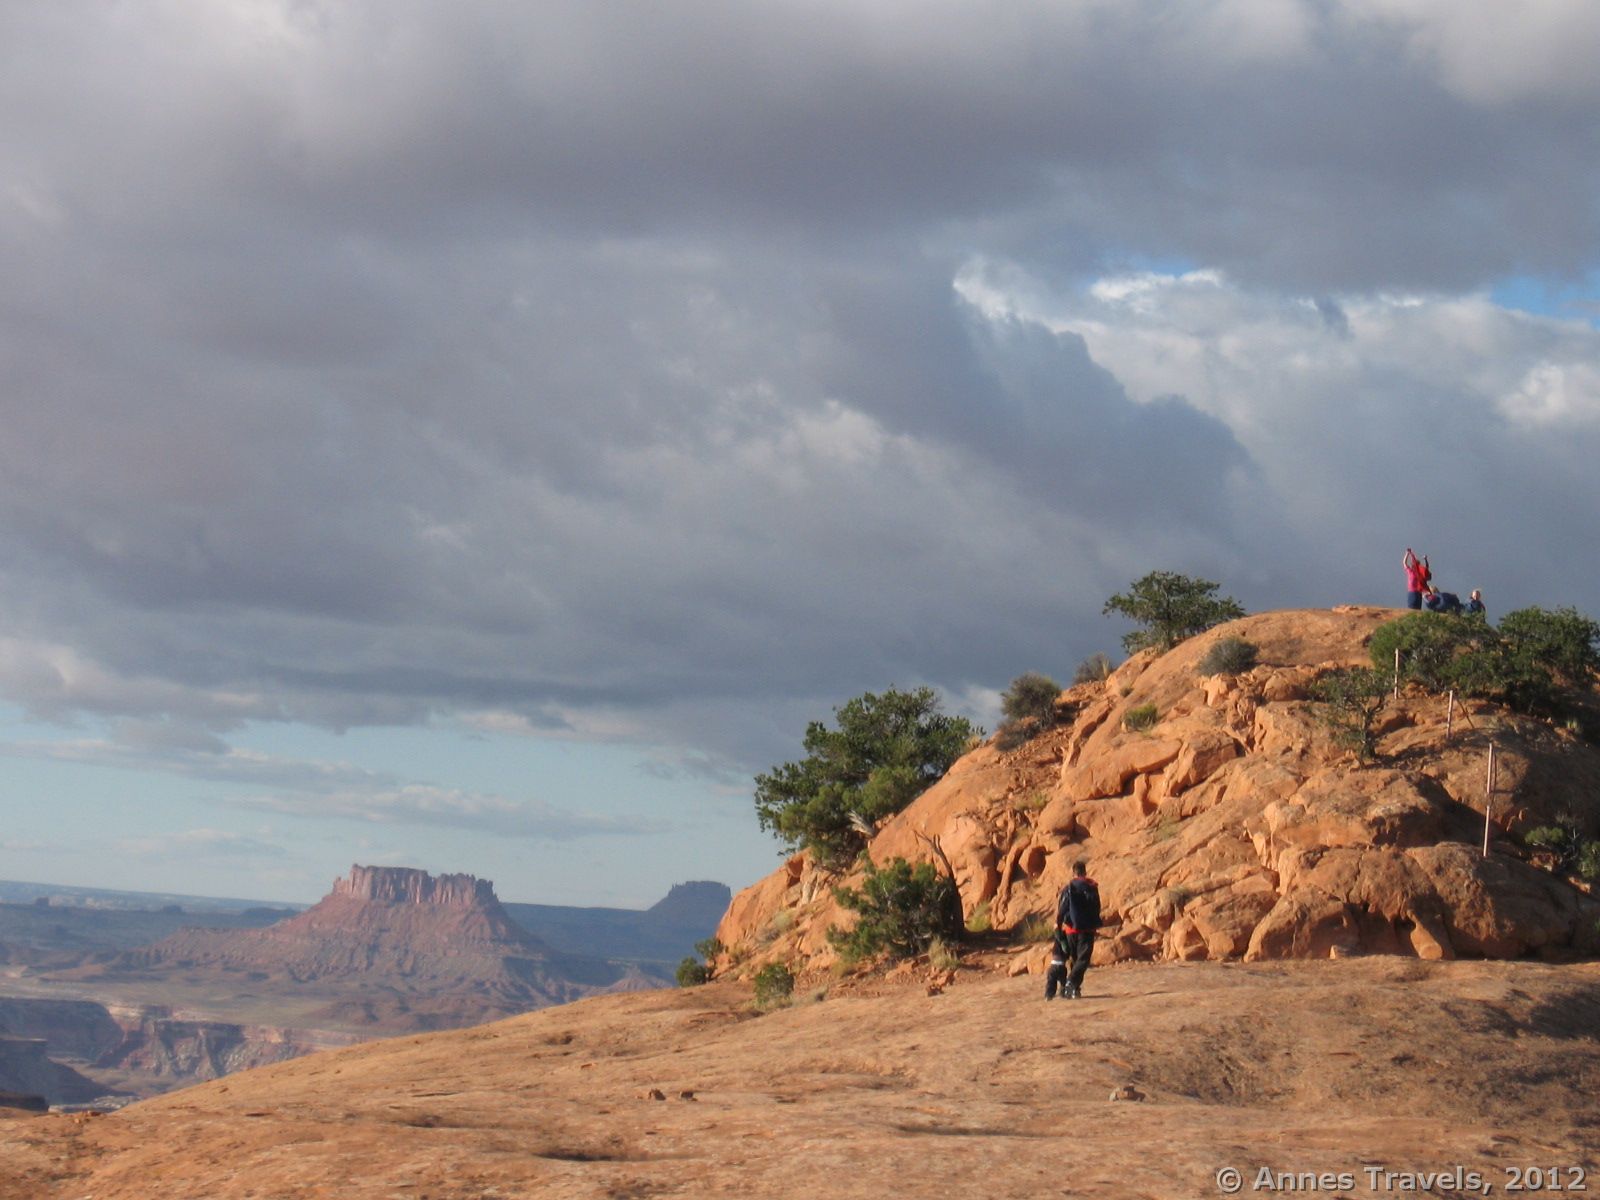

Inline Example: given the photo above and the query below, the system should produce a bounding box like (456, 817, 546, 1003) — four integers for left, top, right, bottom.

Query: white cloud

(233, 786, 660, 841)
(1338, 0, 1600, 105)
(958, 261, 1600, 616)
(116, 828, 286, 860)
(0, 735, 650, 841)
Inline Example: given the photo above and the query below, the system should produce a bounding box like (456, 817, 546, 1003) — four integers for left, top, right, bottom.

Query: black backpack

(1067, 877, 1101, 932)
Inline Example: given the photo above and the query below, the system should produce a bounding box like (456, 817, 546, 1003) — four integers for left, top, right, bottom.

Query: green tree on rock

(754, 687, 978, 870)
(827, 856, 962, 963)
(1102, 571, 1246, 655)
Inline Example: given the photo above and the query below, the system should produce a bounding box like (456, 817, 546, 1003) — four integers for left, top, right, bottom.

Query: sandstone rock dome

(718, 607, 1600, 973)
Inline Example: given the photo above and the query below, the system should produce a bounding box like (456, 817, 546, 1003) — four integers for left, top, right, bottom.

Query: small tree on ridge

(1102, 571, 1246, 655)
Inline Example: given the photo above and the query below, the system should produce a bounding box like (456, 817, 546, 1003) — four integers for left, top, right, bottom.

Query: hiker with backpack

(1045, 860, 1101, 1000)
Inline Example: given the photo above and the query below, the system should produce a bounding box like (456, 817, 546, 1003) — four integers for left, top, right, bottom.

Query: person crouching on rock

(1045, 860, 1101, 1001)
(1422, 586, 1464, 614)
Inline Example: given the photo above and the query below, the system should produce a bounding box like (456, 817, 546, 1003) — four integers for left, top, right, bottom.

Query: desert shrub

(1102, 571, 1246, 655)
(1369, 613, 1486, 693)
(1001, 672, 1063, 725)
(1313, 667, 1390, 760)
(1016, 913, 1056, 944)
(928, 937, 960, 972)
(965, 899, 992, 934)
(994, 672, 1067, 752)
(1525, 825, 1600, 882)
(1197, 636, 1258, 676)
(1499, 606, 1600, 686)
(1124, 703, 1159, 732)
(1074, 653, 1115, 684)
(752, 962, 795, 1008)
(754, 687, 980, 869)
(827, 856, 961, 963)
(694, 937, 724, 961)
(759, 910, 796, 944)
(676, 936, 724, 986)
(1372, 606, 1600, 715)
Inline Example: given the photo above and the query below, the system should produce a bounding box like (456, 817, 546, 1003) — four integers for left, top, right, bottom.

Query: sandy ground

(2, 956, 1598, 1199)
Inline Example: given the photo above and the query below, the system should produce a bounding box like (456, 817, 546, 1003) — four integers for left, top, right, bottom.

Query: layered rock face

(718, 608, 1600, 972)
(332, 865, 496, 908)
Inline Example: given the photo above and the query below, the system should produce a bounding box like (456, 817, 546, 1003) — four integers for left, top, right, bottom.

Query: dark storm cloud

(2, 0, 1600, 782)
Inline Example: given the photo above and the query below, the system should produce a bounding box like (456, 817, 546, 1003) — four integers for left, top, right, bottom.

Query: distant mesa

(331, 864, 496, 908)
(0, 866, 731, 1102)
(646, 880, 733, 925)
(91, 865, 657, 1037)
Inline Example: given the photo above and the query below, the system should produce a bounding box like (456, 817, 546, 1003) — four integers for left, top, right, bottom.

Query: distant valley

(0, 867, 728, 1107)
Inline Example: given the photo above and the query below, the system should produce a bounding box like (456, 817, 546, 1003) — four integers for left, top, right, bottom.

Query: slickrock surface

(1, 957, 1596, 1198)
(720, 608, 1600, 975)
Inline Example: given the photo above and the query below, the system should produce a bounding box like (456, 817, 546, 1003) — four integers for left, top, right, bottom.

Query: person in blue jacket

(1045, 860, 1101, 1000)
(1422, 587, 1464, 614)
(1466, 590, 1486, 617)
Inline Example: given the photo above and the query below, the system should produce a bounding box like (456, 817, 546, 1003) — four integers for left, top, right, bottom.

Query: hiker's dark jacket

(1056, 876, 1101, 935)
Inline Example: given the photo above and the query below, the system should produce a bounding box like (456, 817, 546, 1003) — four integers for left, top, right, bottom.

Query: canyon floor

(2, 954, 1597, 1199)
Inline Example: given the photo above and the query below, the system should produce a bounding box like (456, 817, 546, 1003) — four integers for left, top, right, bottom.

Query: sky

(2, 0, 1599, 908)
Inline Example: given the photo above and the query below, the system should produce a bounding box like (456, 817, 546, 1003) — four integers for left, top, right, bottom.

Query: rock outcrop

(0, 1038, 107, 1106)
(717, 608, 1600, 973)
(0, 998, 354, 1092)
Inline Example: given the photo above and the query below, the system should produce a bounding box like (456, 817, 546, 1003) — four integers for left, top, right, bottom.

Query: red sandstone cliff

(717, 607, 1600, 975)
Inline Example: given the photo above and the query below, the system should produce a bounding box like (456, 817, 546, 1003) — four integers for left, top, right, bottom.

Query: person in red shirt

(1403, 548, 1431, 610)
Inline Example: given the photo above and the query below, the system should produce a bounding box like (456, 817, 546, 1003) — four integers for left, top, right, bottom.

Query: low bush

(964, 899, 992, 934)
(694, 937, 724, 961)
(1371, 606, 1600, 715)
(827, 856, 961, 963)
(1074, 653, 1115, 685)
(1499, 607, 1600, 684)
(1124, 703, 1159, 732)
(927, 937, 960, 972)
(752, 962, 795, 1008)
(1525, 825, 1600, 882)
(1197, 636, 1258, 676)
(1369, 613, 1484, 693)
(1313, 667, 1390, 760)
(1016, 913, 1056, 944)
(676, 936, 724, 986)
(994, 672, 1067, 751)
(1001, 672, 1062, 725)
